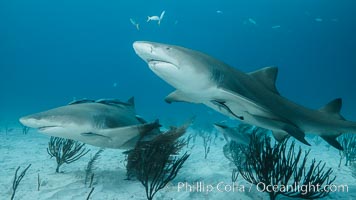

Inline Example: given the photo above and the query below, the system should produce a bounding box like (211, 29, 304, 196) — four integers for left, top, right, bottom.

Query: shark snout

(133, 41, 155, 57)
(213, 122, 228, 129)
(19, 115, 40, 128)
(19, 114, 57, 129)
(133, 41, 177, 69)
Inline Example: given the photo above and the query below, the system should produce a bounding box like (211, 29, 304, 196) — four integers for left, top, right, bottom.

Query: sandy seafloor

(0, 125, 355, 200)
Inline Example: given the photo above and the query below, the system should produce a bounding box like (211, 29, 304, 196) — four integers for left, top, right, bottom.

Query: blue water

(1, 0, 356, 126)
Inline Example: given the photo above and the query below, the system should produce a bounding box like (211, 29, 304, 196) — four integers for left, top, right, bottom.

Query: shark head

(133, 41, 216, 92)
(19, 105, 93, 137)
(19, 99, 162, 149)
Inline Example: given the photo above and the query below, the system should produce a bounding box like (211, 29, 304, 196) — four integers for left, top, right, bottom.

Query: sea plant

(37, 173, 41, 191)
(237, 132, 336, 200)
(86, 187, 95, 200)
(11, 164, 31, 200)
(47, 136, 90, 173)
(85, 148, 104, 186)
(224, 124, 263, 165)
(185, 133, 195, 149)
(21, 125, 30, 135)
(231, 168, 239, 182)
(198, 130, 212, 159)
(5, 125, 14, 136)
(338, 133, 356, 166)
(127, 123, 191, 200)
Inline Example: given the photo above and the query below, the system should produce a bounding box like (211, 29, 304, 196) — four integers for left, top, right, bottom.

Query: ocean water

(1, 0, 356, 199)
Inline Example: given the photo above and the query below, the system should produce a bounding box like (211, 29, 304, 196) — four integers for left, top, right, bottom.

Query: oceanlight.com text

(176, 181, 349, 194)
(256, 182, 348, 194)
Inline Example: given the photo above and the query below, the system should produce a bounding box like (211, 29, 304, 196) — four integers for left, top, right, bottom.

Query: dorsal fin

(249, 66, 279, 94)
(135, 115, 147, 124)
(68, 99, 95, 105)
(96, 98, 133, 108)
(127, 97, 135, 107)
(319, 98, 345, 120)
(320, 98, 342, 113)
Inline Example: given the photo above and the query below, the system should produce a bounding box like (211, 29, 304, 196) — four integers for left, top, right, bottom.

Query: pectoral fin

(218, 88, 279, 119)
(81, 132, 112, 141)
(98, 120, 161, 148)
(165, 90, 196, 104)
(272, 131, 289, 142)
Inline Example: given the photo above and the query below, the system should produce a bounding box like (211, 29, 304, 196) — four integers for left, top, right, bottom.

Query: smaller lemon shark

(133, 41, 356, 150)
(214, 123, 251, 146)
(19, 97, 160, 149)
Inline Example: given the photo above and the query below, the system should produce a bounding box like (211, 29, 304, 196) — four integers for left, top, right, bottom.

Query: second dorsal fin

(127, 97, 135, 107)
(319, 98, 345, 120)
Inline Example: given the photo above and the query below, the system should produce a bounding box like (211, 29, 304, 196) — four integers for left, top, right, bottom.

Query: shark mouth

(147, 59, 171, 64)
(147, 59, 179, 69)
(38, 126, 60, 131)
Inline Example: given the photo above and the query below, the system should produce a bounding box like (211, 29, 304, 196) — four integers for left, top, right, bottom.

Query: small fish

(130, 18, 140, 30)
(272, 25, 281, 29)
(315, 18, 323, 22)
(216, 10, 223, 14)
(7, 128, 14, 132)
(147, 15, 160, 22)
(147, 10, 166, 25)
(113, 82, 118, 88)
(158, 10, 165, 25)
(248, 18, 257, 25)
(331, 18, 339, 22)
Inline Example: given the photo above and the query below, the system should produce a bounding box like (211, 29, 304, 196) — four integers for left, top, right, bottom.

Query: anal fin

(282, 124, 310, 146)
(321, 135, 343, 150)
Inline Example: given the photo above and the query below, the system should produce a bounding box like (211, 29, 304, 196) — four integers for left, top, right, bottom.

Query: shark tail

(138, 119, 161, 137)
(147, 16, 151, 22)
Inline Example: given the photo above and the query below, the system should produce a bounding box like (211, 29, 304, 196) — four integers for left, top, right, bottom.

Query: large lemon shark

(133, 41, 356, 150)
(19, 97, 160, 149)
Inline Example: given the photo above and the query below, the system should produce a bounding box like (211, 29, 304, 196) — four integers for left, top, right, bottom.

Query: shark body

(133, 41, 356, 150)
(214, 123, 251, 146)
(19, 97, 160, 149)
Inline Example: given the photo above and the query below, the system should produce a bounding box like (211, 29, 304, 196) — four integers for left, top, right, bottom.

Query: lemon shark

(133, 41, 356, 150)
(19, 97, 160, 149)
(214, 123, 251, 146)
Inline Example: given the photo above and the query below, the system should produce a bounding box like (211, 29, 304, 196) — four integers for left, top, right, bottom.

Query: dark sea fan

(338, 133, 356, 166)
(126, 123, 190, 200)
(47, 136, 90, 173)
(10, 164, 31, 200)
(85, 148, 104, 186)
(234, 128, 335, 200)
